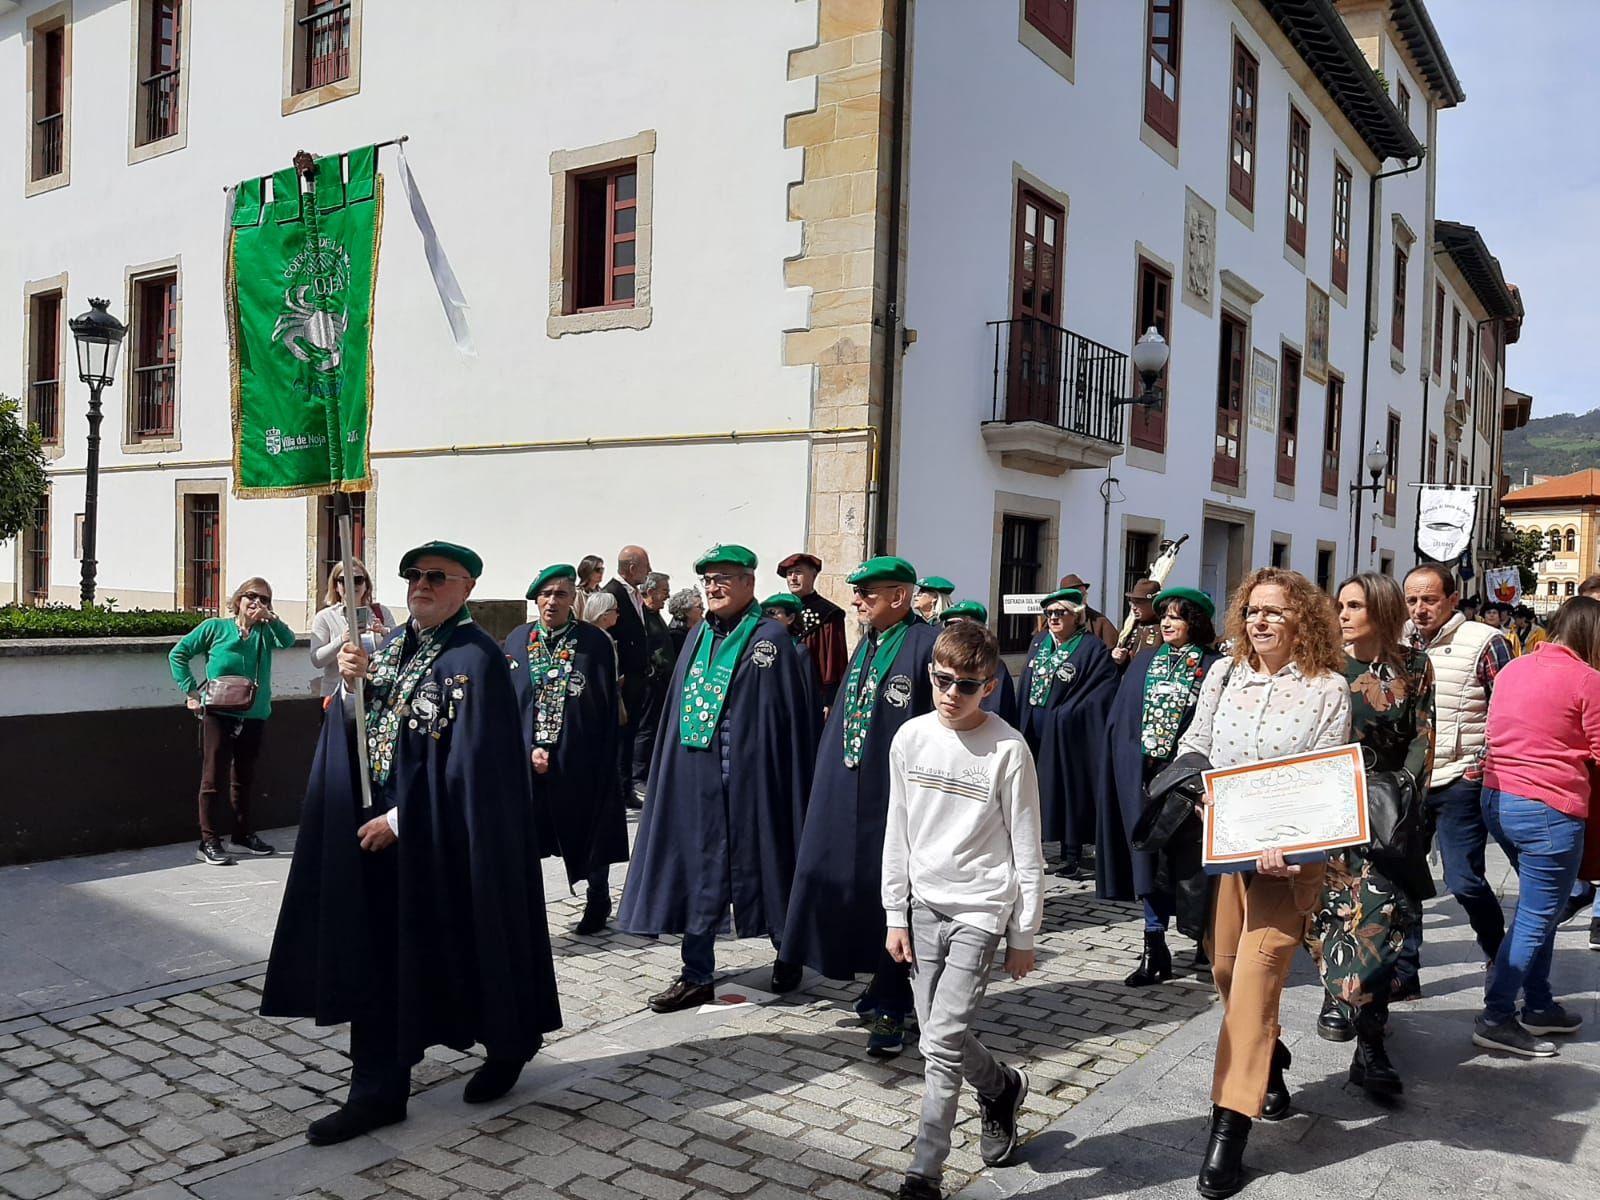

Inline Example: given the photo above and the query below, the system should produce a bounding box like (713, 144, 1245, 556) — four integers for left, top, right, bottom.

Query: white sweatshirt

(881, 711, 1045, 949)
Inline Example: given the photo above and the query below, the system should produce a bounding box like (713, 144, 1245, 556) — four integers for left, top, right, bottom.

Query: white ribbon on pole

(394, 143, 476, 356)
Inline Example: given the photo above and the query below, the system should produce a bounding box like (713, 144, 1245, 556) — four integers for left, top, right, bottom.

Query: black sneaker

(895, 1176, 942, 1200)
(196, 840, 235, 866)
(231, 832, 276, 856)
(1588, 918, 1600, 951)
(1519, 1004, 1582, 1036)
(1389, 974, 1422, 1003)
(647, 978, 714, 1014)
(866, 1013, 906, 1058)
(1472, 1016, 1557, 1058)
(1561, 883, 1595, 926)
(770, 959, 803, 994)
(978, 1066, 1029, 1166)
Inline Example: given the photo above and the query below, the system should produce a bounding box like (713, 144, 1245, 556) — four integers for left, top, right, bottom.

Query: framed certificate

(1202, 744, 1368, 873)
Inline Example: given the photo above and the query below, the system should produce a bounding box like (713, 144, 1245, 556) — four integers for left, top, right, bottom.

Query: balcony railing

(141, 68, 180, 144)
(134, 364, 176, 438)
(29, 380, 60, 445)
(35, 112, 63, 179)
(987, 317, 1126, 446)
(301, 3, 352, 89)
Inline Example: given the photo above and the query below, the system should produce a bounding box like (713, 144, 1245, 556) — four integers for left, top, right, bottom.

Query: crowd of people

(162, 542, 1600, 1200)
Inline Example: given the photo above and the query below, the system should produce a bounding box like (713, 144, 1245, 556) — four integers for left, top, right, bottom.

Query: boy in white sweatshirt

(883, 620, 1045, 1200)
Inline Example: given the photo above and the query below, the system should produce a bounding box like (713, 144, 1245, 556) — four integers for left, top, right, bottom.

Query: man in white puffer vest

(1392, 563, 1514, 998)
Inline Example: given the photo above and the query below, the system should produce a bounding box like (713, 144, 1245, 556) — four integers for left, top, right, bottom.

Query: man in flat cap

(941, 601, 1018, 726)
(1111, 579, 1164, 667)
(780, 552, 848, 704)
(913, 575, 955, 623)
(262, 541, 561, 1145)
(1058, 572, 1120, 651)
(784, 555, 939, 1057)
(505, 564, 626, 936)
(619, 545, 821, 1011)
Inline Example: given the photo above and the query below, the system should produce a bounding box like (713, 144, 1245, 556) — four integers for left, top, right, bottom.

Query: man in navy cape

(761, 591, 825, 741)
(504, 563, 626, 936)
(940, 600, 1018, 725)
(782, 555, 938, 1057)
(1017, 586, 1119, 878)
(261, 541, 561, 1146)
(617, 544, 820, 1012)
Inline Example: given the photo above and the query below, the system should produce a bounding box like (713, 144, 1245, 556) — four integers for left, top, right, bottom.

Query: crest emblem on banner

(1415, 485, 1478, 563)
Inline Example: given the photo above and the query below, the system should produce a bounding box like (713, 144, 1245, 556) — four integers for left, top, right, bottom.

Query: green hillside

(1503, 408, 1600, 482)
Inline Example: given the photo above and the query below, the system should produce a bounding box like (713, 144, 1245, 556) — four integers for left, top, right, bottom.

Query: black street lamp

(1349, 442, 1391, 570)
(67, 298, 129, 607)
(1111, 327, 1171, 408)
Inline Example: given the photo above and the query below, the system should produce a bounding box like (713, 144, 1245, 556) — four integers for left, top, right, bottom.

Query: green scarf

(365, 607, 468, 786)
(527, 620, 577, 748)
(841, 614, 913, 769)
(679, 604, 762, 749)
(1027, 631, 1083, 707)
(1140, 643, 1208, 759)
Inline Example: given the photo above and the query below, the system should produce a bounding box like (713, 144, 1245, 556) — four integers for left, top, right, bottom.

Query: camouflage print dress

(1313, 648, 1435, 1019)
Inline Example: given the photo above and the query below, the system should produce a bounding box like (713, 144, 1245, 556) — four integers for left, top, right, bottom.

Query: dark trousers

(347, 1010, 410, 1111)
(865, 945, 914, 1018)
(197, 714, 266, 842)
(617, 677, 647, 793)
(631, 676, 667, 789)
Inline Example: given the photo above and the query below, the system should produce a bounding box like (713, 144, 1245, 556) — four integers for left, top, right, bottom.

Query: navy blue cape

(504, 620, 626, 889)
(1098, 644, 1220, 900)
(1017, 630, 1118, 849)
(982, 658, 1020, 727)
(782, 618, 940, 979)
(617, 614, 819, 938)
(260, 619, 561, 1064)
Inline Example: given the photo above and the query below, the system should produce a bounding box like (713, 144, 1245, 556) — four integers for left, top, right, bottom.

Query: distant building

(1501, 469, 1600, 612)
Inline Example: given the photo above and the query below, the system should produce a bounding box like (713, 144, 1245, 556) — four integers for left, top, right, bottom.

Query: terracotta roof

(1502, 469, 1600, 507)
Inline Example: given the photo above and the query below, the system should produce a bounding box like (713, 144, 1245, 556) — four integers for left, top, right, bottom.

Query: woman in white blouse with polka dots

(1178, 568, 1352, 1199)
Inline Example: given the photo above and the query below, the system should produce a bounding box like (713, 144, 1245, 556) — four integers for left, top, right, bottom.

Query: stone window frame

(304, 477, 380, 610)
(990, 491, 1060, 663)
(1019, 0, 1075, 85)
(24, 1, 73, 198)
(121, 255, 184, 455)
(127, 0, 192, 165)
(1126, 242, 1174, 470)
(281, 0, 363, 117)
(1390, 213, 1417, 374)
(173, 478, 227, 614)
(23, 272, 69, 462)
(548, 130, 656, 338)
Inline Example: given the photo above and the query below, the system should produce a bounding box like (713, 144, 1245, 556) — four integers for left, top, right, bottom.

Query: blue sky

(1432, 1, 1599, 420)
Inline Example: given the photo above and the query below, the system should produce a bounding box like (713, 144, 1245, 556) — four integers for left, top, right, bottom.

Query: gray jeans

(907, 903, 1009, 1182)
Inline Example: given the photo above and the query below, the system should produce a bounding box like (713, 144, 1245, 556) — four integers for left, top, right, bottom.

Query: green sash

(1026, 631, 1083, 707)
(365, 607, 468, 786)
(527, 620, 577, 748)
(841, 614, 913, 769)
(679, 604, 762, 749)
(1139, 643, 1207, 759)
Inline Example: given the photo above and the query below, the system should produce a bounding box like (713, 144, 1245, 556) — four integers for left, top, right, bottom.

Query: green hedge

(0, 603, 209, 639)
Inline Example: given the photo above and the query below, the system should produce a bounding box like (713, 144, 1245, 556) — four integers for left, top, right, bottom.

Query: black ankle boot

(1124, 931, 1174, 987)
(1317, 991, 1355, 1042)
(1197, 1105, 1251, 1199)
(1261, 1039, 1292, 1121)
(1349, 1012, 1402, 1095)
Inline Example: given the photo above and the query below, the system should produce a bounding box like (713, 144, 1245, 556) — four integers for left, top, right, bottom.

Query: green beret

(761, 593, 802, 616)
(916, 575, 955, 594)
(1040, 587, 1084, 608)
(694, 544, 758, 572)
(526, 563, 577, 600)
(1153, 586, 1216, 619)
(399, 540, 483, 580)
(846, 555, 917, 586)
(940, 600, 989, 624)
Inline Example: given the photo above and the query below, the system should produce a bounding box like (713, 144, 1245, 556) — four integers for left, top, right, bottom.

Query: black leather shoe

(463, 1058, 524, 1104)
(1260, 1040, 1292, 1121)
(1317, 991, 1355, 1043)
(306, 1101, 406, 1146)
(1196, 1105, 1251, 1199)
(1389, 974, 1422, 1003)
(1191, 944, 1210, 971)
(574, 888, 612, 936)
(770, 959, 803, 994)
(648, 977, 714, 1013)
(1349, 1014, 1402, 1095)
(1124, 932, 1174, 987)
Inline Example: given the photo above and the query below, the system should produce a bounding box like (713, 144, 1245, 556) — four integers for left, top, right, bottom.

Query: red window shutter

(1214, 315, 1245, 487)
(1144, 0, 1182, 146)
(1383, 414, 1400, 517)
(1391, 247, 1407, 351)
(1285, 109, 1309, 255)
(1321, 376, 1343, 496)
(1025, 0, 1074, 56)
(1277, 348, 1301, 486)
(1331, 163, 1351, 294)
(1130, 259, 1170, 453)
(1228, 40, 1258, 209)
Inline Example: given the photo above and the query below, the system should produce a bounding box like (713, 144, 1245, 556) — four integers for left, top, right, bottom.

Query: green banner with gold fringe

(227, 146, 381, 497)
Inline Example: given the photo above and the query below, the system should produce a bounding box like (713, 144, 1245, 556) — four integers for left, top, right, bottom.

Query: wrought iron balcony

(981, 317, 1127, 474)
(141, 68, 180, 144)
(134, 364, 176, 438)
(301, 3, 352, 89)
(34, 112, 63, 179)
(29, 380, 60, 445)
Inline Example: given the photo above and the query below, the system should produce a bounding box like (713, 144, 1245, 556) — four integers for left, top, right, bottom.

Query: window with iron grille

(1432, 284, 1445, 378)
(23, 492, 49, 604)
(1228, 39, 1258, 209)
(1025, 0, 1074, 57)
(1390, 245, 1408, 352)
(28, 291, 63, 445)
(1130, 258, 1171, 452)
(1123, 530, 1155, 600)
(1214, 313, 1246, 487)
(1321, 374, 1343, 497)
(137, 1, 182, 146)
(301, 0, 351, 91)
(999, 515, 1045, 654)
(1285, 107, 1310, 255)
(131, 273, 178, 440)
(1277, 347, 1301, 486)
(184, 493, 221, 614)
(32, 24, 66, 182)
(1384, 413, 1401, 518)
(1144, 0, 1182, 146)
(317, 491, 368, 584)
(572, 164, 638, 312)
(1331, 163, 1352, 293)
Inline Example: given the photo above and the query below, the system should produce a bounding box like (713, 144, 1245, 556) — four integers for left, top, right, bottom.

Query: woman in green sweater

(168, 577, 297, 865)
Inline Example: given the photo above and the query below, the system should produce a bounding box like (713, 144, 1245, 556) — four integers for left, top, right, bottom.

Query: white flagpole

(337, 497, 375, 810)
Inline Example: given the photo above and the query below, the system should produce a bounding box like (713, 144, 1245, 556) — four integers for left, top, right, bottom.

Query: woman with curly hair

(1174, 568, 1351, 1199)
(1314, 573, 1434, 1095)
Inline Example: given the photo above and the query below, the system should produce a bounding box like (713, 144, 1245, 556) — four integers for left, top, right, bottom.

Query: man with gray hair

(632, 572, 675, 799)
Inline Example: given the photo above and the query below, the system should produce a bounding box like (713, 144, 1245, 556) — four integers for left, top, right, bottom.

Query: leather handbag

(202, 632, 262, 714)
(1365, 767, 1429, 860)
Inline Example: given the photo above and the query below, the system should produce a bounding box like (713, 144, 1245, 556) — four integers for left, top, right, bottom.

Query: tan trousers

(1203, 867, 1324, 1117)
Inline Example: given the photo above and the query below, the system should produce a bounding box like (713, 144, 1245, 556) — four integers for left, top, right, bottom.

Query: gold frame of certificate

(1201, 744, 1369, 872)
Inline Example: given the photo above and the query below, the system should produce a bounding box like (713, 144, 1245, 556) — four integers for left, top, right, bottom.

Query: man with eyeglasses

(262, 541, 561, 1145)
(619, 545, 821, 1012)
(779, 551, 849, 704)
(1017, 586, 1119, 880)
(784, 555, 940, 1057)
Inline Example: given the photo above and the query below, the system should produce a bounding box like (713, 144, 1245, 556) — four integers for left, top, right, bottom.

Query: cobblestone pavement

(0, 872, 1215, 1200)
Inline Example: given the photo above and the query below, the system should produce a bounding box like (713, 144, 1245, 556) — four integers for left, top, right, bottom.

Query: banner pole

(337, 493, 375, 811)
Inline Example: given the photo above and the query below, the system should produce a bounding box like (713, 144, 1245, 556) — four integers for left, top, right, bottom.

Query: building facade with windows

(1501, 471, 1600, 614)
(2, 0, 1527, 637)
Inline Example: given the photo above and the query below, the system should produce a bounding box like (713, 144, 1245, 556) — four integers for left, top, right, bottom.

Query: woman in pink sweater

(1475, 597, 1600, 1058)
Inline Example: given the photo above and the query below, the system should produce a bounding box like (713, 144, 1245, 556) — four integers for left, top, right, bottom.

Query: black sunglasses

(336, 575, 368, 587)
(929, 667, 991, 696)
(242, 591, 272, 605)
(401, 567, 470, 587)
